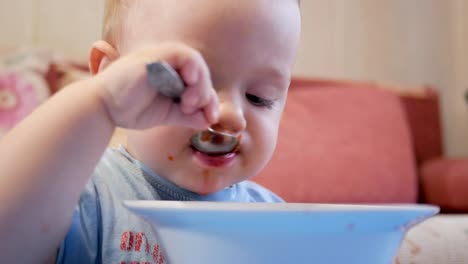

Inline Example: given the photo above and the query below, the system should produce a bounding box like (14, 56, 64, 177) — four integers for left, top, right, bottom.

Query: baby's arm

(0, 43, 218, 263)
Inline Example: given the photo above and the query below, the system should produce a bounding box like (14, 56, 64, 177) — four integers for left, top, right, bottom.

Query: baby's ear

(89, 40, 119, 75)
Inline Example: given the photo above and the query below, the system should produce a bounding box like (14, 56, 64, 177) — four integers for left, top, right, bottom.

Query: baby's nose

(211, 99, 246, 135)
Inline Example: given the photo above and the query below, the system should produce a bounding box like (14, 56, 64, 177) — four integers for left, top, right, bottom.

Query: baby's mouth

(190, 129, 241, 157)
(191, 145, 239, 168)
(190, 142, 240, 157)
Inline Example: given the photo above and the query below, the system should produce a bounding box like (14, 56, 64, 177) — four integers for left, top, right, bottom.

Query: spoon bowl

(191, 128, 239, 156)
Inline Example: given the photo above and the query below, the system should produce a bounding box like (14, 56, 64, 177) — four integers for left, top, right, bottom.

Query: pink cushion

(253, 84, 418, 203)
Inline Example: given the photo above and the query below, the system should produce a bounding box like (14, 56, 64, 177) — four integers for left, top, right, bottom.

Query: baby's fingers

(179, 56, 218, 123)
(163, 105, 210, 129)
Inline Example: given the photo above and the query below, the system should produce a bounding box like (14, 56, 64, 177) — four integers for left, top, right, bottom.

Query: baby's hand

(94, 43, 219, 130)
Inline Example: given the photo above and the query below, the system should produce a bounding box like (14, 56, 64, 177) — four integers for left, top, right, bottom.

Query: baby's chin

(170, 168, 239, 196)
(186, 177, 232, 196)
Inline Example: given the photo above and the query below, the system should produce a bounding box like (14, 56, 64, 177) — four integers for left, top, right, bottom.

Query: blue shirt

(56, 146, 283, 264)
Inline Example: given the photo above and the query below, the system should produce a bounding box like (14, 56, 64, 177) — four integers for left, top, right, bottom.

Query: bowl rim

(124, 200, 440, 214)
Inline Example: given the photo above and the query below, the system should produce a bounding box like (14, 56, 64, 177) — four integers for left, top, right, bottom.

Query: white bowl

(124, 201, 439, 264)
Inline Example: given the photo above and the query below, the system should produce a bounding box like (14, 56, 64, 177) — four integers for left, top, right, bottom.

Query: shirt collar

(115, 145, 240, 202)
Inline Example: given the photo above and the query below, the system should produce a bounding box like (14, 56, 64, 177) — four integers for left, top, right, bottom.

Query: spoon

(146, 61, 240, 155)
(190, 127, 240, 156)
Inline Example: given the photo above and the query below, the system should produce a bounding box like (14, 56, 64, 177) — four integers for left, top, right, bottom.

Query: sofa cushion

(421, 158, 468, 212)
(253, 84, 418, 203)
(399, 91, 443, 165)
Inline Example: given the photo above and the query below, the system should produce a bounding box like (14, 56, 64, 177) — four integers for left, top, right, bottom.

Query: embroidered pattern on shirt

(119, 231, 166, 264)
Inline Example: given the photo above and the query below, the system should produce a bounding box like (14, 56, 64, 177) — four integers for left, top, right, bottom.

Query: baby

(0, 0, 301, 263)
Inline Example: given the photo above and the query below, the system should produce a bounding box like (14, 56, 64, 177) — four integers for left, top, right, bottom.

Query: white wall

(449, 0, 468, 158)
(0, 0, 103, 59)
(1, 0, 467, 156)
(297, 0, 453, 86)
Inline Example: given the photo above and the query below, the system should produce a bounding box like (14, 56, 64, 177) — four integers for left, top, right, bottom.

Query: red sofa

(253, 78, 468, 213)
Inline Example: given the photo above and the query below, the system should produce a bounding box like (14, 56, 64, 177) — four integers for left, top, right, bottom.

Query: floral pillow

(0, 71, 50, 135)
(0, 48, 91, 137)
(0, 49, 51, 137)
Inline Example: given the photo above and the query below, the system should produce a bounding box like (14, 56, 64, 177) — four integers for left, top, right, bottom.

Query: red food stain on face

(196, 170, 212, 196)
(203, 170, 211, 177)
(40, 223, 50, 234)
(167, 155, 174, 161)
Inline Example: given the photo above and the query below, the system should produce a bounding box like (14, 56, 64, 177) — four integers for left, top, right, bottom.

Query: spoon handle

(146, 61, 186, 102)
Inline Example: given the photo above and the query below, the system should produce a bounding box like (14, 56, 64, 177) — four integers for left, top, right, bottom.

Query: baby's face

(121, 0, 301, 194)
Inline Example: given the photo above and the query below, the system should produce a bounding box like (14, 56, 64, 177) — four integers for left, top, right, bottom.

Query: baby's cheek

(255, 125, 278, 165)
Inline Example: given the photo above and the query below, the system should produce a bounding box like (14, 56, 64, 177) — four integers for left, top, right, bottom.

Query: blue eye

(245, 93, 274, 108)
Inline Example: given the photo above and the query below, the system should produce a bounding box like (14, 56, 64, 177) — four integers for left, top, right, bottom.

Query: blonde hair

(103, 0, 130, 44)
(102, 0, 301, 44)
